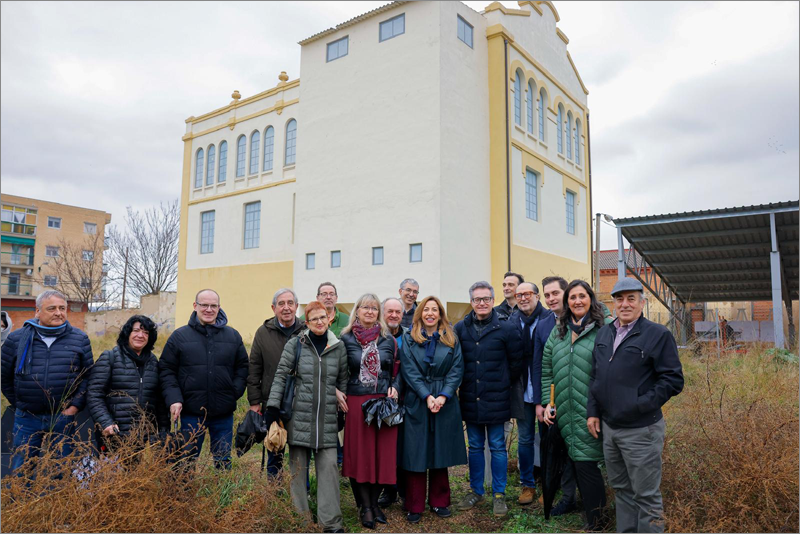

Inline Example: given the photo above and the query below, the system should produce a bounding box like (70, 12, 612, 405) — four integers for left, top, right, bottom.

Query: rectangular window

(82, 250, 94, 261)
(200, 211, 215, 254)
(372, 246, 384, 265)
(48, 217, 62, 229)
(306, 253, 315, 270)
(243, 202, 261, 249)
(566, 190, 576, 235)
(379, 13, 405, 42)
(80, 277, 91, 289)
(331, 250, 341, 268)
(457, 15, 473, 48)
(218, 142, 228, 182)
(7, 273, 20, 295)
(45, 246, 60, 257)
(525, 169, 538, 221)
(44, 275, 57, 287)
(409, 243, 422, 263)
(327, 36, 349, 62)
(84, 222, 97, 234)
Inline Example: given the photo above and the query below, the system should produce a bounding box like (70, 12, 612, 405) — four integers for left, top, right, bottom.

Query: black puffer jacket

(0, 322, 93, 414)
(454, 310, 524, 424)
(87, 345, 168, 433)
(340, 332, 404, 396)
(159, 310, 249, 418)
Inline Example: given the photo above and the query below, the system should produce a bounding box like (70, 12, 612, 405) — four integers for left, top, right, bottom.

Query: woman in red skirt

(340, 293, 402, 529)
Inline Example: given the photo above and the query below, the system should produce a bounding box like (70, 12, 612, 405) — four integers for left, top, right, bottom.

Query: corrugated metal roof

(614, 201, 799, 302)
(298, 2, 409, 45)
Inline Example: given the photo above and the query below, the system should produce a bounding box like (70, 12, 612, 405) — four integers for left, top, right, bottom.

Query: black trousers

(572, 459, 606, 530)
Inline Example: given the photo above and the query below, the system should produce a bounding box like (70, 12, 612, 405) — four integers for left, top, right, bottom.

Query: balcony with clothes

(1, 203, 37, 237)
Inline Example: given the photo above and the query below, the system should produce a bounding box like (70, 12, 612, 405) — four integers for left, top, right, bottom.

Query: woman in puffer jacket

(87, 315, 168, 452)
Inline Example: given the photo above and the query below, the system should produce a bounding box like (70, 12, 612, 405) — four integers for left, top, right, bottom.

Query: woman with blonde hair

(399, 295, 466, 524)
(340, 293, 402, 529)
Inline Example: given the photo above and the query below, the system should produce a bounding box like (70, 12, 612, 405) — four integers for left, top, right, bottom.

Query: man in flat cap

(586, 278, 684, 533)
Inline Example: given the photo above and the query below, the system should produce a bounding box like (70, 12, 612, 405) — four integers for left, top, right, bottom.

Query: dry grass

(661, 345, 799, 533)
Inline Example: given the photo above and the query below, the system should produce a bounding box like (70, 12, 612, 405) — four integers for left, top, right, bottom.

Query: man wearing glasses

(398, 278, 420, 329)
(300, 282, 349, 337)
(159, 289, 249, 469)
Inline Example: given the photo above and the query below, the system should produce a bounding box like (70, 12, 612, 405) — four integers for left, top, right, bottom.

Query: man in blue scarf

(1, 290, 94, 472)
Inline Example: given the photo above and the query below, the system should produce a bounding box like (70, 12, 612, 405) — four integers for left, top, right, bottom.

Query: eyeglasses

(307, 316, 328, 324)
(195, 303, 219, 310)
(402, 288, 419, 295)
(471, 297, 493, 305)
(318, 292, 336, 298)
(131, 328, 150, 336)
(514, 291, 537, 300)
(360, 306, 379, 313)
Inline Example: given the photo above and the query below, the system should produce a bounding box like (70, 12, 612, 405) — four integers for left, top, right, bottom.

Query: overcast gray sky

(2, 1, 798, 250)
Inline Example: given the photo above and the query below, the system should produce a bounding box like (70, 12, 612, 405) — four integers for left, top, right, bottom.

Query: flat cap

(611, 278, 644, 296)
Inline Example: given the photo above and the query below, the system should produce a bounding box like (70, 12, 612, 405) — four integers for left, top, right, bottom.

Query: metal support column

(769, 213, 785, 349)
(617, 226, 626, 282)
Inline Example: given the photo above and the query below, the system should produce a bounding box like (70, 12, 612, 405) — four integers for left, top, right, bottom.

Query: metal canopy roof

(613, 201, 799, 303)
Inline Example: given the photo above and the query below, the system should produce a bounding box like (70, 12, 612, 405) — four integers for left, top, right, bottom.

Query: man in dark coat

(454, 281, 523, 517)
(1, 290, 93, 472)
(246, 287, 302, 476)
(494, 271, 524, 320)
(587, 278, 684, 533)
(509, 281, 553, 505)
(159, 289, 248, 469)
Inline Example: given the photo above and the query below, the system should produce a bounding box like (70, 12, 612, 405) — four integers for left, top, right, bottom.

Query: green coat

(267, 329, 348, 450)
(541, 317, 611, 462)
(399, 332, 467, 472)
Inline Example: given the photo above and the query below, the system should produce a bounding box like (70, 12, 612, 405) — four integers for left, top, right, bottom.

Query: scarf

(471, 311, 493, 339)
(520, 301, 545, 367)
(16, 319, 69, 376)
(119, 342, 150, 367)
(352, 321, 381, 391)
(421, 330, 440, 365)
(568, 313, 592, 336)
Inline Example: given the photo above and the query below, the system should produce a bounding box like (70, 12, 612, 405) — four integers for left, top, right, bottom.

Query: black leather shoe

(550, 498, 578, 517)
(359, 506, 376, 530)
(406, 512, 421, 524)
(378, 488, 398, 507)
(430, 506, 452, 518)
(374, 507, 387, 524)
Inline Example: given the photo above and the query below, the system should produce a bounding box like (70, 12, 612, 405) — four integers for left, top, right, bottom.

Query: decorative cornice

(188, 179, 296, 205)
(182, 99, 300, 141)
(484, 2, 531, 17)
(556, 28, 569, 44)
(185, 79, 300, 125)
(566, 51, 589, 96)
(486, 23, 515, 42)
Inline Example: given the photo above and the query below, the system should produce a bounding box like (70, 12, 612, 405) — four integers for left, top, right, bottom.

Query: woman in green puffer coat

(541, 280, 611, 531)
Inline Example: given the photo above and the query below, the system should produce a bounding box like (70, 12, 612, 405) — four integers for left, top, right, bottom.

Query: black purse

(279, 336, 302, 422)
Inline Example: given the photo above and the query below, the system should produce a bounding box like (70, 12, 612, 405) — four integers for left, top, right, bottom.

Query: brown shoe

(518, 486, 535, 505)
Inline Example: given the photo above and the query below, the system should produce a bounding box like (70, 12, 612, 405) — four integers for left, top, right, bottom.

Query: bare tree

(106, 200, 179, 302)
(44, 232, 112, 307)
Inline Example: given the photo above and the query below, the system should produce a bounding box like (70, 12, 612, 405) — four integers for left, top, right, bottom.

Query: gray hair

(341, 293, 389, 337)
(272, 288, 298, 307)
(36, 290, 68, 309)
(381, 297, 403, 311)
(469, 281, 494, 299)
(399, 278, 419, 290)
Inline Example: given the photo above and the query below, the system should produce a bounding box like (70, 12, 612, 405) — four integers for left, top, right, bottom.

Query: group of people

(0, 271, 684, 533)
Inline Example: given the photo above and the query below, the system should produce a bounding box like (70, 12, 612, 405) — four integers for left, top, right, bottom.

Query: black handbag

(279, 336, 302, 421)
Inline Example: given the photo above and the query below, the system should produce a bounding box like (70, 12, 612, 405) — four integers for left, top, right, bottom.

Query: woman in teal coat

(541, 280, 611, 531)
(400, 295, 466, 524)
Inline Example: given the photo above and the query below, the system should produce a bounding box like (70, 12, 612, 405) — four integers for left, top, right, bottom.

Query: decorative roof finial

(231, 90, 241, 101)
(278, 71, 289, 84)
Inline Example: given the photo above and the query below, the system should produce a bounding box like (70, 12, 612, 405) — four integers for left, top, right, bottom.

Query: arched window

(206, 145, 215, 186)
(575, 119, 581, 165)
(194, 148, 204, 189)
(538, 88, 547, 141)
(218, 141, 228, 182)
(263, 126, 274, 171)
(513, 70, 522, 126)
(557, 104, 564, 154)
(285, 119, 297, 165)
(249, 130, 260, 175)
(566, 111, 573, 160)
(527, 81, 535, 135)
(236, 135, 246, 178)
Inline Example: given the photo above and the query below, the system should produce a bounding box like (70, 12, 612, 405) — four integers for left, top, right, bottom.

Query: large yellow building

(177, 1, 592, 339)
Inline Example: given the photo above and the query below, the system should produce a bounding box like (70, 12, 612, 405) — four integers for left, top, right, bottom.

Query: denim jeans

(517, 402, 538, 489)
(181, 413, 234, 469)
(10, 409, 77, 473)
(466, 422, 507, 495)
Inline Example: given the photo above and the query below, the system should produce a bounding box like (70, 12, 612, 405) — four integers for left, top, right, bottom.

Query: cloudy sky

(1, 1, 798, 250)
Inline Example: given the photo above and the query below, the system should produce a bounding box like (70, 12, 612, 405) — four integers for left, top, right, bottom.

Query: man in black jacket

(587, 279, 684, 533)
(1, 290, 93, 473)
(159, 289, 249, 469)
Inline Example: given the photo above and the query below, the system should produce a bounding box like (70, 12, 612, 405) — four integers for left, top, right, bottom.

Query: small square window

(379, 13, 405, 42)
(331, 250, 341, 268)
(80, 277, 91, 289)
(457, 15, 473, 48)
(43, 275, 58, 287)
(48, 217, 62, 229)
(82, 250, 94, 261)
(327, 36, 348, 62)
(84, 222, 97, 234)
(45, 246, 60, 257)
(372, 247, 384, 266)
(306, 253, 316, 270)
(409, 243, 422, 263)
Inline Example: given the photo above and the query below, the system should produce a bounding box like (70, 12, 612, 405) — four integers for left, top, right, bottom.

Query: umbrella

(541, 384, 569, 520)
(266, 420, 287, 453)
(235, 410, 268, 457)
(361, 397, 404, 429)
